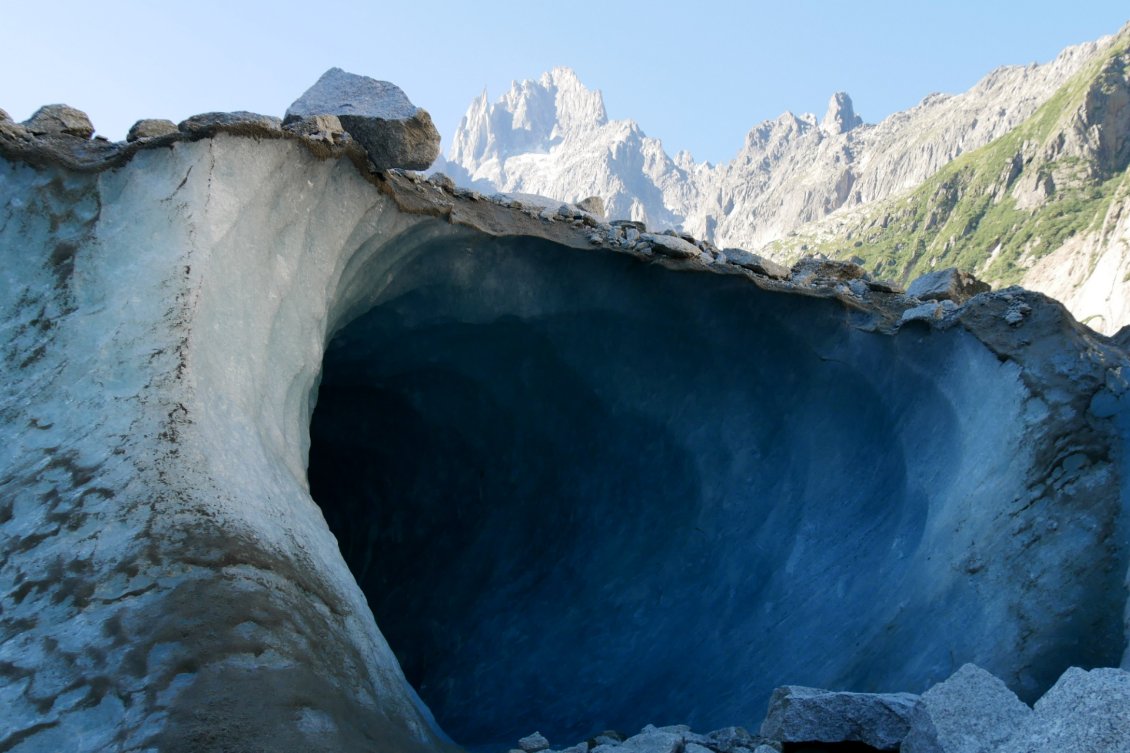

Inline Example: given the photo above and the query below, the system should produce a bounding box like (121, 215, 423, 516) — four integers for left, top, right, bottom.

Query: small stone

(611, 219, 646, 232)
(867, 279, 904, 294)
(790, 256, 868, 283)
(721, 248, 790, 279)
(706, 726, 755, 752)
(283, 114, 346, 141)
(590, 731, 623, 747)
(906, 267, 990, 304)
(519, 731, 551, 753)
(577, 196, 605, 217)
(178, 111, 282, 134)
(616, 727, 685, 753)
(760, 685, 919, 750)
(427, 172, 455, 191)
(901, 302, 946, 325)
(127, 119, 178, 142)
(902, 664, 1031, 753)
(23, 104, 94, 138)
(285, 67, 440, 170)
(642, 232, 701, 259)
(555, 744, 588, 753)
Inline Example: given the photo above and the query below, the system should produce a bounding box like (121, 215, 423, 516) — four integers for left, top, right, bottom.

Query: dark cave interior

(306, 235, 1122, 750)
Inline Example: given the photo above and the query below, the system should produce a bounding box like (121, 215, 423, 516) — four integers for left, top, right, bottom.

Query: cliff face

(2, 123, 1130, 752)
(774, 31, 1130, 334)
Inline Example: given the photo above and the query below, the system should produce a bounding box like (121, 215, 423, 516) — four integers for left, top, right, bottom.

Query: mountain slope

(771, 27, 1130, 333)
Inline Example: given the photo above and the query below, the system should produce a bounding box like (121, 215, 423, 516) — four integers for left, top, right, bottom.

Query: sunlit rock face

(1, 127, 1129, 753)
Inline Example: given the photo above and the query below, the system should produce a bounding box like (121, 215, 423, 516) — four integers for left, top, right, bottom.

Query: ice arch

(0, 132, 1127, 753)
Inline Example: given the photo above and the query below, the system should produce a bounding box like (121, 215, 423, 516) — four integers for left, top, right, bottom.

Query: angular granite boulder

(22, 103, 94, 138)
(760, 685, 918, 750)
(901, 664, 1031, 753)
(998, 667, 1130, 753)
(285, 67, 440, 170)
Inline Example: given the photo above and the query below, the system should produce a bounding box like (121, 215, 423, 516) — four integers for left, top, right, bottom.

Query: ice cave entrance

(305, 234, 1118, 751)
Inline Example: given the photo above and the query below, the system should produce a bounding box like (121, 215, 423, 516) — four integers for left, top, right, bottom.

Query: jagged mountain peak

(443, 25, 1126, 310)
(822, 91, 863, 134)
(448, 67, 608, 172)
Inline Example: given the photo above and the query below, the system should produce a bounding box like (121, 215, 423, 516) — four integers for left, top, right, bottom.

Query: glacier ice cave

(1, 125, 1129, 753)
(306, 234, 1125, 748)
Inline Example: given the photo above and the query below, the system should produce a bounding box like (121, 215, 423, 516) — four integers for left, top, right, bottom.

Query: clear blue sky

(2, 1, 1127, 164)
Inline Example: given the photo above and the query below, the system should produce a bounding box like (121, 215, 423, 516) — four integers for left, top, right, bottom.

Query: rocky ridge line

(441, 28, 1123, 252)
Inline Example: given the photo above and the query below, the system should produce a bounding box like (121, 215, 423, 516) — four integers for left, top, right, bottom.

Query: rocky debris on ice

(759, 685, 919, 750)
(901, 664, 1031, 753)
(511, 724, 780, 753)
(906, 267, 992, 304)
(22, 103, 94, 138)
(127, 118, 178, 141)
(284, 67, 440, 170)
(0, 102, 1026, 337)
(517, 665, 1130, 753)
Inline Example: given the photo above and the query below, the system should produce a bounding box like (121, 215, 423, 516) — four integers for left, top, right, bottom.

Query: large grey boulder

(285, 67, 440, 170)
(0, 107, 10, 122)
(760, 685, 918, 750)
(22, 104, 94, 138)
(907, 268, 991, 304)
(901, 664, 1031, 753)
(999, 667, 1130, 753)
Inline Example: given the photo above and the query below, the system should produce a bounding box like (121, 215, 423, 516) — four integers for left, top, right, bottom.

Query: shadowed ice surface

(307, 235, 1120, 749)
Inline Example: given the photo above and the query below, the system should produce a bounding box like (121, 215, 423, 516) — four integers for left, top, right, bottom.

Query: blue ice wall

(308, 235, 1127, 750)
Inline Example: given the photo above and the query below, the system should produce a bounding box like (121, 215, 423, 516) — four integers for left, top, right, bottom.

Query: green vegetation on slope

(769, 31, 1130, 287)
